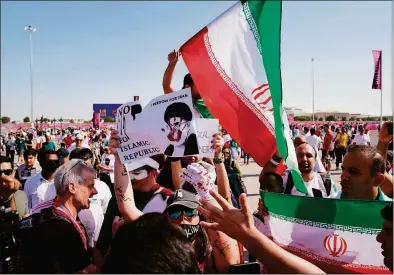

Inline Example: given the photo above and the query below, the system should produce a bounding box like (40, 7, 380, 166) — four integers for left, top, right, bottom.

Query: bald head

(296, 143, 316, 174)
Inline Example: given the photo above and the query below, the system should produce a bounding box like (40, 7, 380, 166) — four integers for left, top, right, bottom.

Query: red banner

(372, 50, 382, 90)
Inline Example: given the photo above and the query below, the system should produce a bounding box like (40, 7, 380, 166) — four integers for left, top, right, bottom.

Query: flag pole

(380, 89, 382, 126)
(380, 51, 382, 126)
(311, 58, 315, 124)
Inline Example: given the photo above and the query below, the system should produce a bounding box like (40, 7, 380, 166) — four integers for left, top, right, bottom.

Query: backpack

(13, 207, 72, 273)
(284, 172, 332, 197)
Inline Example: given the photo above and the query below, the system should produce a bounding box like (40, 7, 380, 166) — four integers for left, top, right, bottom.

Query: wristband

(213, 157, 223, 164)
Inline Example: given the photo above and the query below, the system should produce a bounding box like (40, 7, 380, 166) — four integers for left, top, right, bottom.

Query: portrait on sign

(162, 102, 198, 156)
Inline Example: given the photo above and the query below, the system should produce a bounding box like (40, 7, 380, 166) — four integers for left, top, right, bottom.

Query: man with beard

(22, 160, 98, 273)
(23, 149, 59, 211)
(162, 102, 199, 157)
(96, 136, 172, 256)
(283, 143, 338, 198)
(338, 145, 392, 201)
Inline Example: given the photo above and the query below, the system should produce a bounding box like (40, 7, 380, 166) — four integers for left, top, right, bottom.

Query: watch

(213, 156, 224, 164)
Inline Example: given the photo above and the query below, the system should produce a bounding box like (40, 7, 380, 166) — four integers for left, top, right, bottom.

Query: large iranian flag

(258, 192, 391, 274)
(181, 0, 306, 193)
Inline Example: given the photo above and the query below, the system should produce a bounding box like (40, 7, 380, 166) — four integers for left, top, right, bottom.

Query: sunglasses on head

(2, 169, 13, 176)
(166, 209, 198, 220)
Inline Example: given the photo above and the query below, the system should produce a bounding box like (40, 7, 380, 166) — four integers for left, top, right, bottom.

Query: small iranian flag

(259, 192, 391, 274)
(181, 0, 306, 193)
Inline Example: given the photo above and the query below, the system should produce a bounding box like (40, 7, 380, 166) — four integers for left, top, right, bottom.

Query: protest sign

(194, 118, 219, 159)
(124, 88, 200, 161)
(115, 101, 143, 142)
(115, 101, 149, 163)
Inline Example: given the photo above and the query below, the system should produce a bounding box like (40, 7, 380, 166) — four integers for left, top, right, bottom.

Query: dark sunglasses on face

(3, 169, 13, 176)
(166, 209, 198, 220)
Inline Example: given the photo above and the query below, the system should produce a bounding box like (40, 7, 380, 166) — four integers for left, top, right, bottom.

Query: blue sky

(1, 1, 392, 121)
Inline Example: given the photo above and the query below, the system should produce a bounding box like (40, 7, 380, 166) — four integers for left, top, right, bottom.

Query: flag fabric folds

(180, 0, 306, 193)
(261, 192, 391, 274)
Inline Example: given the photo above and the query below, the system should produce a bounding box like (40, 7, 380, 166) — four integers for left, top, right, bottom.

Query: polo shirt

(42, 141, 56, 151)
(17, 161, 42, 185)
(24, 172, 56, 212)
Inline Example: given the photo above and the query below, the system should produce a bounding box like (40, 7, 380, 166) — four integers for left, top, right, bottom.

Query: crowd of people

(0, 53, 393, 274)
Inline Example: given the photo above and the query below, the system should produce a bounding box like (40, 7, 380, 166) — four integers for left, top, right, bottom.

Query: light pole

(311, 58, 315, 124)
(25, 26, 36, 123)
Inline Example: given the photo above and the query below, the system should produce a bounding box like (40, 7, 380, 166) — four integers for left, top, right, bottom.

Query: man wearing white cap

(67, 134, 90, 152)
(96, 145, 172, 256)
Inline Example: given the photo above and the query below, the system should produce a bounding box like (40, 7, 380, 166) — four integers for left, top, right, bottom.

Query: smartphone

(387, 122, 393, 135)
(228, 262, 261, 274)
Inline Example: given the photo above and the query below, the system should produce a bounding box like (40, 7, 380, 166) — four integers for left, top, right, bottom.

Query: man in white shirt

(98, 147, 115, 183)
(24, 149, 58, 211)
(306, 128, 322, 153)
(67, 134, 90, 152)
(353, 125, 371, 146)
(283, 143, 338, 198)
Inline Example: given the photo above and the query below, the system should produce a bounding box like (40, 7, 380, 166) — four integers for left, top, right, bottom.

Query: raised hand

(180, 162, 216, 200)
(168, 49, 179, 64)
(109, 130, 121, 155)
(211, 132, 224, 158)
(197, 189, 255, 240)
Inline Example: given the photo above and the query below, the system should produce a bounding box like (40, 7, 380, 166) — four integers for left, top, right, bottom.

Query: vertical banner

(93, 112, 100, 129)
(372, 50, 382, 90)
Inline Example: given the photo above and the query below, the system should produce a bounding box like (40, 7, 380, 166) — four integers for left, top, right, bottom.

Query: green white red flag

(258, 192, 391, 274)
(180, 0, 306, 193)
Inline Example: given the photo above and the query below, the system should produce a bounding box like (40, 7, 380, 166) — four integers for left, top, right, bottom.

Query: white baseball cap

(127, 157, 160, 172)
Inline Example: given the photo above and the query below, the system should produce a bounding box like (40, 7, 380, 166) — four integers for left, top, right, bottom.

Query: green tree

(341, 116, 347, 121)
(326, 115, 336, 121)
(104, 116, 116, 122)
(318, 117, 324, 121)
(349, 117, 356, 121)
(1, 117, 9, 123)
(70, 119, 75, 123)
(23, 117, 30, 123)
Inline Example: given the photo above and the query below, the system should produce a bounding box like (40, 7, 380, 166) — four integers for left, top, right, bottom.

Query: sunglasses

(166, 209, 198, 220)
(2, 169, 13, 176)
